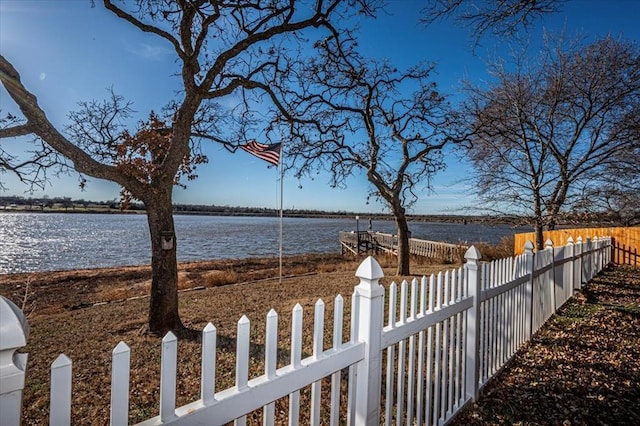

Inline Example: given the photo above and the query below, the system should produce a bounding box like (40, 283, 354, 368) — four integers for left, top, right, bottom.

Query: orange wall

(514, 227, 640, 262)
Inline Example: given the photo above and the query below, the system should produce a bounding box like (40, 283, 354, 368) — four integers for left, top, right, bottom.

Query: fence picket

(310, 299, 325, 425)
(160, 332, 177, 423)
(415, 276, 427, 426)
(263, 310, 278, 426)
(424, 274, 436, 424)
(330, 295, 344, 426)
(406, 278, 418, 425)
(50, 354, 72, 426)
(455, 268, 465, 411)
(201, 323, 216, 407)
(441, 271, 451, 420)
(346, 292, 358, 426)
(110, 342, 130, 426)
(385, 282, 397, 426)
(289, 304, 303, 426)
(394, 280, 408, 425)
(433, 272, 443, 425)
(235, 316, 250, 426)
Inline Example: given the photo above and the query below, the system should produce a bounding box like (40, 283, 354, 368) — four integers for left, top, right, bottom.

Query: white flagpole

(279, 145, 284, 284)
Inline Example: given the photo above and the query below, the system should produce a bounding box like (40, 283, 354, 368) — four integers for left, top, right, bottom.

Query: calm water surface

(0, 213, 530, 273)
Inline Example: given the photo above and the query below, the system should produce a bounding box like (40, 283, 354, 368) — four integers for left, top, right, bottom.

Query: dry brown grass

(202, 269, 238, 287)
(0, 253, 459, 425)
(473, 236, 515, 262)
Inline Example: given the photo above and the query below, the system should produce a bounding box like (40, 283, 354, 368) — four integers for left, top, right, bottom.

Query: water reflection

(0, 213, 529, 273)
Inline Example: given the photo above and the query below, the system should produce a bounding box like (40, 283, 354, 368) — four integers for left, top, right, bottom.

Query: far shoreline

(0, 206, 521, 225)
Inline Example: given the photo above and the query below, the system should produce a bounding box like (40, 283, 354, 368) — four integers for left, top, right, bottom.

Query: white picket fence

(0, 236, 611, 425)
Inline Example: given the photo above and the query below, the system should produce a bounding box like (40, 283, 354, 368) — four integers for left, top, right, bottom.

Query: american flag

(240, 140, 281, 166)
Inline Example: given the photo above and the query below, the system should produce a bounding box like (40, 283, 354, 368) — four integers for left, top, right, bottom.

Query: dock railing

(339, 231, 466, 262)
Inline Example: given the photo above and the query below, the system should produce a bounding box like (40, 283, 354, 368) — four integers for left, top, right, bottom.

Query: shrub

(203, 270, 238, 287)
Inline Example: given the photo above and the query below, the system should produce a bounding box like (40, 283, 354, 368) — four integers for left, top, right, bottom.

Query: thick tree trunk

(534, 221, 544, 252)
(144, 189, 184, 335)
(533, 192, 545, 251)
(395, 209, 411, 276)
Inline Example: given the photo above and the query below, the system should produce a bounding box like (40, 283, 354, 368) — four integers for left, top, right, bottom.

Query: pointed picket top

(203, 322, 216, 333)
(524, 240, 535, 253)
(545, 239, 554, 249)
(113, 341, 130, 355)
(163, 331, 177, 344)
(52, 353, 72, 369)
(464, 245, 482, 262)
(577, 236, 583, 243)
(355, 256, 384, 281)
(267, 308, 278, 319)
(567, 236, 574, 245)
(238, 315, 250, 326)
(292, 303, 303, 314)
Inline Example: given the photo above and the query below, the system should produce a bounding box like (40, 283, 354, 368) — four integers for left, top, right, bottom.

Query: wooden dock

(339, 231, 467, 262)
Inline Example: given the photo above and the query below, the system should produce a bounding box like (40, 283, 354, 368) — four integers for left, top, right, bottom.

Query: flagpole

(279, 145, 284, 284)
(240, 139, 283, 282)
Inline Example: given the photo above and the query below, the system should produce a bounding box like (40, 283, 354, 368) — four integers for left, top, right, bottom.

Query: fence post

(576, 237, 583, 290)
(0, 296, 29, 426)
(566, 237, 575, 294)
(591, 235, 602, 272)
(586, 238, 593, 282)
(545, 239, 557, 311)
(464, 246, 482, 402)
(353, 256, 385, 425)
(523, 241, 535, 339)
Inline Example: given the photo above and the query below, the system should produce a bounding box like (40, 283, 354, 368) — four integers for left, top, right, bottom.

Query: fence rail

(0, 236, 611, 425)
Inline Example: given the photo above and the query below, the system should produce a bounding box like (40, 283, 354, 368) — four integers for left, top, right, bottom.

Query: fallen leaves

(452, 266, 640, 425)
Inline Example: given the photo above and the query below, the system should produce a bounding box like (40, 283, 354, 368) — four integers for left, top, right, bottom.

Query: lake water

(0, 213, 530, 274)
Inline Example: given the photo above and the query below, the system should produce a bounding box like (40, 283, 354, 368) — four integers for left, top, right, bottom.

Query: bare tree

(578, 126, 640, 226)
(277, 36, 459, 275)
(462, 35, 640, 249)
(421, 0, 563, 43)
(0, 0, 377, 335)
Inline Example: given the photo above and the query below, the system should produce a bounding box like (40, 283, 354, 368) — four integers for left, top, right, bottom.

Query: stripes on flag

(240, 140, 281, 166)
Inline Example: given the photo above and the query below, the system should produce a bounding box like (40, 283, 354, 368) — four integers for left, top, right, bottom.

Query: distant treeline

(1, 195, 512, 223)
(1, 195, 631, 226)
(172, 203, 523, 224)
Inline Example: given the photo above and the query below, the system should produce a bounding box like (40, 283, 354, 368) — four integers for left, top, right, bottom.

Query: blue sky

(1, 0, 639, 214)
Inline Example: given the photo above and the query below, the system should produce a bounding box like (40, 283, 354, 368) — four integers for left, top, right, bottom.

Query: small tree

(462, 35, 640, 249)
(280, 37, 459, 275)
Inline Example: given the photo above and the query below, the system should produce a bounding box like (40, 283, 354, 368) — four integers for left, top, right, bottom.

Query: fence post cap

(567, 236, 574, 244)
(545, 239, 554, 249)
(355, 256, 384, 281)
(355, 256, 384, 298)
(464, 245, 482, 261)
(0, 296, 29, 350)
(524, 240, 535, 252)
